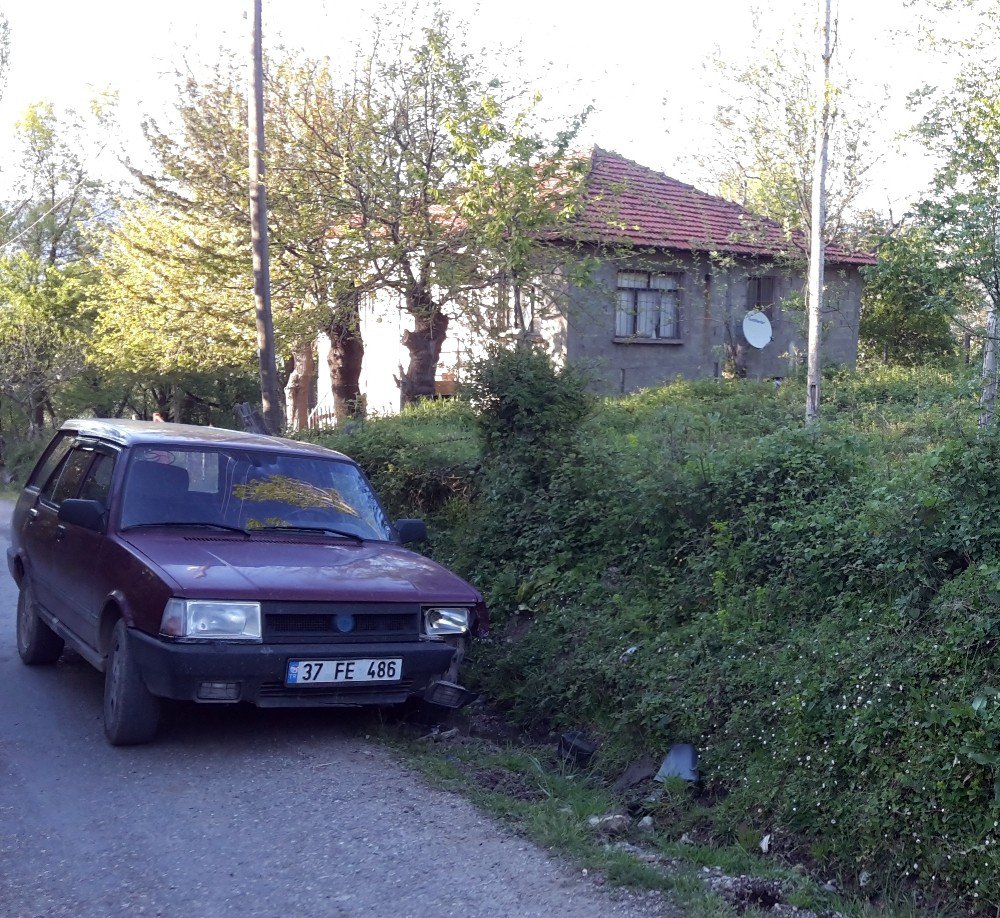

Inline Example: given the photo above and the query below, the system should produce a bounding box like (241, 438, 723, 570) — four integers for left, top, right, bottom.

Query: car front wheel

(104, 619, 161, 746)
(16, 582, 65, 665)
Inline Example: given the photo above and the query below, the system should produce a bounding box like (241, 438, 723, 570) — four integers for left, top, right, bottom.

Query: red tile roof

(565, 148, 875, 266)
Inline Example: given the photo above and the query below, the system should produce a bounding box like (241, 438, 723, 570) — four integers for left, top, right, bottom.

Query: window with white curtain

(615, 271, 681, 339)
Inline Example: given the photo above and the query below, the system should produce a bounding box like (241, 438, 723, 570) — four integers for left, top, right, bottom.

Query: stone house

(310, 148, 875, 420)
(551, 148, 876, 394)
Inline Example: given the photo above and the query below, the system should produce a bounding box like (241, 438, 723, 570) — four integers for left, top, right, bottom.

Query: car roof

(62, 418, 353, 462)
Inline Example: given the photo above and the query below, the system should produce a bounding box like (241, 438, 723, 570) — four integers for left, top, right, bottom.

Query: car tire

(103, 619, 161, 746)
(16, 582, 65, 665)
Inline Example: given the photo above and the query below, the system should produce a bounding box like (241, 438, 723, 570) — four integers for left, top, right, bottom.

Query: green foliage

(464, 343, 592, 485)
(859, 225, 964, 365)
(331, 364, 1000, 909)
(0, 253, 92, 432)
(311, 398, 478, 518)
(701, 16, 877, 242)
(916, 64, 1000, 315)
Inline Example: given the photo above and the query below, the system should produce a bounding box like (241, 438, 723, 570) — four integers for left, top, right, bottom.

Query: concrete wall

(564, 250, 864, 396)
(314, 288, 567, 420)
(311, 253, 864, 420)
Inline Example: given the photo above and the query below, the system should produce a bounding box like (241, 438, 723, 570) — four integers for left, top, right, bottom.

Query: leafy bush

(463, 343, 591, 486)
(314, 364, 1000, 908)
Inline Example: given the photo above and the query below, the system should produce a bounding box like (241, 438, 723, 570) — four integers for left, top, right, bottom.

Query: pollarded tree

(292, 8, 589, 404)
(290, 12, 490, 405)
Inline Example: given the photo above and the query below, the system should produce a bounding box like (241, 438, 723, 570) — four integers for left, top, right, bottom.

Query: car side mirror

(395, 518, 427, 544)
(58, 498, 105, 532)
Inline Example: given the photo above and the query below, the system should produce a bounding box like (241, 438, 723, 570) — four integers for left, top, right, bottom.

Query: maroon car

(7, 420, 487, 745)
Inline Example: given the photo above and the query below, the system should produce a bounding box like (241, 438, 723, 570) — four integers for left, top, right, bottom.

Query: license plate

(286, 659, 402, 685)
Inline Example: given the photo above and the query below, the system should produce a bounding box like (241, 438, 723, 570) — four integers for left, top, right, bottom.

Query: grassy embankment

(316, 364, 1000, 913)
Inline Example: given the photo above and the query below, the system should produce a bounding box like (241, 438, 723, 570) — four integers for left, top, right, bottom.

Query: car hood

(118, 531, 481, 605)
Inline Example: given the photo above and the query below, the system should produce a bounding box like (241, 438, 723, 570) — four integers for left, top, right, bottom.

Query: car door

(51, 447, 120, 650)
(21, 444, 100, 641)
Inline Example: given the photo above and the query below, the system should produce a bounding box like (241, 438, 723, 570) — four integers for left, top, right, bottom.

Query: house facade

(555, 148, 874, 395)
(309, 148, 874, 421)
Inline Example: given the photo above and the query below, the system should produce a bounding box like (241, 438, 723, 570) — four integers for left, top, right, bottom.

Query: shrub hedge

(317, 361, 999, 909)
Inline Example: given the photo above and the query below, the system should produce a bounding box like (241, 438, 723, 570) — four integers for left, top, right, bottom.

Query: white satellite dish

(742, 310, 773, 349)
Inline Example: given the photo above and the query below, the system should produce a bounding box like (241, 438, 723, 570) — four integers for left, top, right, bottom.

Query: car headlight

(161, 599, 262, 642)
(423, 607, 470, 637)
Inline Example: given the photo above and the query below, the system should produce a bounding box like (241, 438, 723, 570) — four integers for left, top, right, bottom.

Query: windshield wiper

(252, 524, 365, 543)
(122, 521, 249, 536)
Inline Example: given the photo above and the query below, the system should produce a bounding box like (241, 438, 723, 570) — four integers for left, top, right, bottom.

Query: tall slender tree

(806, 0, 834, 426)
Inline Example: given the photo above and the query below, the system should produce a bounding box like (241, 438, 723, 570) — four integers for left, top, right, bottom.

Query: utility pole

(248, 0, 283, 435)
(806, 0, 834, 427)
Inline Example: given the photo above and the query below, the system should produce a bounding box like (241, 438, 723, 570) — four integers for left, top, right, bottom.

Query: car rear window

(45, 448, 95, 505)
(28, 431, 75, 488)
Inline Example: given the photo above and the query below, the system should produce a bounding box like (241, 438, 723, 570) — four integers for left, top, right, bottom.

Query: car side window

(42, 448, 95, 506)
(27, 431, 75, 489)
(78, 453, 116, 505)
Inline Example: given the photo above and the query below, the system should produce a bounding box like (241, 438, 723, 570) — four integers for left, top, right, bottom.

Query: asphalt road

(0, 500, 678, 918)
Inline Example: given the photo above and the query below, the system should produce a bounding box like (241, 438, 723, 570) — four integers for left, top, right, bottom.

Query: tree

(450, 103, 592, 340)
(0, 102, 106, 434)
(915, 64, 1000, 423)
(0, 254, 88, 435)
(291, 8, 588, 405)
(696, 5, 877, 245)
(859, 223, 964, 364)
(103, 53, 356, 427)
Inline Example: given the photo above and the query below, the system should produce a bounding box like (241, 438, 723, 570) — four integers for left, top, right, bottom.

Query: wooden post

(248, 0, 283, 435)
(806, 0, 833, 427)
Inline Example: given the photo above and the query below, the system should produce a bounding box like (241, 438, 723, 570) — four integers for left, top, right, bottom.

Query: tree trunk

(980, 304, 999, 428)
(399, 286, 448, 406)
(328, 321, 365, 422)
(981, 173, 1000, 427)
(28, 393, 45, 438)
(284, 343, 316, 432)
(806, 0, 833, 427)
(172, 386, 184, 424)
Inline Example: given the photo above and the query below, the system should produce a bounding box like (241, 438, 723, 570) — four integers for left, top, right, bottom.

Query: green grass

(329, 363, 994, 911)
(384, 730, 951, 917)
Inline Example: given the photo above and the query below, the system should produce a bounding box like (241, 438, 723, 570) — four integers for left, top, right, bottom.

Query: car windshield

(118, 445, 392, 541)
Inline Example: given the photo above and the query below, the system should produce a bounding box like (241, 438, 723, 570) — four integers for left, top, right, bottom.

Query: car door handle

(27, 508, 39, 521)
(55, 524, 67, 542)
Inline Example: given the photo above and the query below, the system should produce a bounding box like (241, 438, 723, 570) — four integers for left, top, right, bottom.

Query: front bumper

(128, 629, 459, 707)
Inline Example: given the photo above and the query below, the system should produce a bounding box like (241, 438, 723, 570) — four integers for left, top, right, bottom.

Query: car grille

(257, 680, 414, 703)
(261, 601, 420, 643)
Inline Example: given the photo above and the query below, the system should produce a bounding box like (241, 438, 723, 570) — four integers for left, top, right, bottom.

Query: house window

(747, 276, 777, 318)
(615, 271, 681, 339)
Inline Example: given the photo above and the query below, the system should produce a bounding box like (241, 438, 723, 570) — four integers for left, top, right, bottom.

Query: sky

(0, 0, 961, 217)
